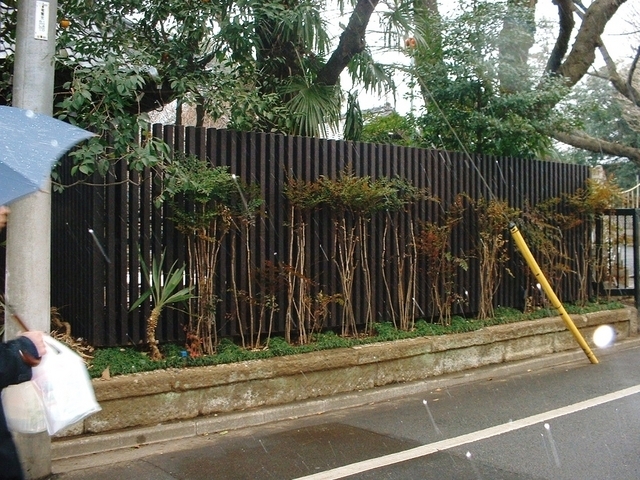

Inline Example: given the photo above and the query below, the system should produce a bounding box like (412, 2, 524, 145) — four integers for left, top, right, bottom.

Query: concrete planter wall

(56, 308, 636, 444)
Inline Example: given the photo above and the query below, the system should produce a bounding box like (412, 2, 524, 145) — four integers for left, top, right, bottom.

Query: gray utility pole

(6, 0, 58, 478)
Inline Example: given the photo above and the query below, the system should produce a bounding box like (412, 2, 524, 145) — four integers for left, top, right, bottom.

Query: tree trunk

(498, 0, 537, 93)
(316, 0, 379, 86)
(545, 0, 575, 73)
(554, 0, 627, 87)
(147, 306, 163, 361)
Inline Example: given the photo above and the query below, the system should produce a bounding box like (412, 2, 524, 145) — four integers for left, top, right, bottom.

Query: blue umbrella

(0, 105, 94, 205)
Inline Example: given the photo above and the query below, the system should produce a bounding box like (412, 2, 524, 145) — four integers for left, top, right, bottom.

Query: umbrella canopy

(0, 106, 94, 205)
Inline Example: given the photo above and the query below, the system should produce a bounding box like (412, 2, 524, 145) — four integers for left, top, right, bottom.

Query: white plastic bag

(30, 336, 101, 435)
(1, 381, 48, 433)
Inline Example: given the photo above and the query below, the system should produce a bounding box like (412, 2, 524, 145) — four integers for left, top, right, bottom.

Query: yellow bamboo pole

(509, 223, 598, 364)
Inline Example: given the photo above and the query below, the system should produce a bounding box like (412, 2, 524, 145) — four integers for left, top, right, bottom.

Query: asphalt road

(52, 340, 640, 479)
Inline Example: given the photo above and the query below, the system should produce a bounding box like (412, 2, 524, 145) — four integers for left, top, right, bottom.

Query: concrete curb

(57, 308, 634, 440)
(52, 334, 640, 462)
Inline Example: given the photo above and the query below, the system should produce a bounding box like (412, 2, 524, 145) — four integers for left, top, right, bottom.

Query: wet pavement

(50, 338, 640, 479)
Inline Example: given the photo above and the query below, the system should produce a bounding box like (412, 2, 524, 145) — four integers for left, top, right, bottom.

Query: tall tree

(548, 1, 640, 164)
(0, 0, 398, 174)
(402, 0, 636, 162)
(557, 69, 640, 186)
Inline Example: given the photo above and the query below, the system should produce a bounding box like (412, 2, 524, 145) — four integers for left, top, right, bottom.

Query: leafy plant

(520, 198, 572, 310)
(54, 56, 171, 182)
(473, 198, 520, 320)
(562, 177, 623, 305)
(159, 155, 263, 354)
(130, 251, 194, 360)
(283, 177, 330, 344)
(379, 177, 426, 331)
(319, 170, 413, 335)
(415, 195, 468, 325)
(411, 1, 564, 158)
(361, 111, 420, 147)
(511, 177, 623, 313)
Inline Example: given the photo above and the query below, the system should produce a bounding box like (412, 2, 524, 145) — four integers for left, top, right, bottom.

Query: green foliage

(50, 0, 392, 140)
(283, 177, 327, 211)
(373, 322, 413, 341)
(130, 251, 193, 312)
(361, 112, 420, 147)
(311, 330, 354, 349)
(157, 154, 264, 355)
(215, 338, 252, 363)
(414, 320, 447, 336)
(412, 2, 565, 158)
(557, 74, 640, 173)
(281, 81, 342, 138)
(89, 347, 159, 377)
(159, 155, 263, 227)
(315, 171, 424, 336)
(473, 198, 520, 320)
(265, 336, 297, 356)
(347, 51, 395, 98)
(604, 162, 640, 191)
(318, 171, 415, 217)
(2, 0, 633, 169)
(54, 57, 171, 180)
(415, 195, 468, 324)
(130, 249, 193, 359)
(343, 91, 363, 142)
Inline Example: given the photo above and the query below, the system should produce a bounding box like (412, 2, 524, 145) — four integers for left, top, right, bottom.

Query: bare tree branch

(553, 130, 640, 163)
(597, 42, 640, 107)
(545, 0, 575, 73)
(571, 2, 640, 108)
(627, 45, 640, 105)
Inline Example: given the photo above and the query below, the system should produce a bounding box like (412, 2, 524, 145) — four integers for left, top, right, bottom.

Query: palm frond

(343, 91, 363, 141)
(282, 80, 342, 137)
(348, 50, 395, 96)
(130, 250, 193, 311)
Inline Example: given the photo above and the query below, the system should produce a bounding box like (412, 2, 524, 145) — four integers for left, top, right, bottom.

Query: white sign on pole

(34, 1, 50, 40)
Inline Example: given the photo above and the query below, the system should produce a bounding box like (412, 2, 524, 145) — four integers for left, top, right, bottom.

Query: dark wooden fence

(47, 126, 589, 347)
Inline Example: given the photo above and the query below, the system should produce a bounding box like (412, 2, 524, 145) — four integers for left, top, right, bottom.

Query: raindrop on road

(422, 399, 442, 435)
(543, 422, 561, 467)
(466, 451, 484, 480)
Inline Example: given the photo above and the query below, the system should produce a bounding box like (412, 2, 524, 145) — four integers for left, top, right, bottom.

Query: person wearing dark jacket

(0, 206, 47, 479)
(0, 333, 45, 480)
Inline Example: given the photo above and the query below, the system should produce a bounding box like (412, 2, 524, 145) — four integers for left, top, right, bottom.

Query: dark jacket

(0, 336, 39, 480)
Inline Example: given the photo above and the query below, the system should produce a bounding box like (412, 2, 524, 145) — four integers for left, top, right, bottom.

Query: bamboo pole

(509, 223, 599, 364)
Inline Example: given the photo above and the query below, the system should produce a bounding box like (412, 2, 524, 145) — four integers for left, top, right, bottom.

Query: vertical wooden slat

(49, 129, 593, 347)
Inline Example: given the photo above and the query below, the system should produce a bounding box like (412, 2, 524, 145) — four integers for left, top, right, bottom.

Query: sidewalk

(50, 336, 640, 479)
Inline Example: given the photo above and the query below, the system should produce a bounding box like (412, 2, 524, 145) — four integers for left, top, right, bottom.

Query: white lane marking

(294, 384, 640, 480)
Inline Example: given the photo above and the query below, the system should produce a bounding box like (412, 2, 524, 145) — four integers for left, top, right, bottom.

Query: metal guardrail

(621, 183, 640, 208)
